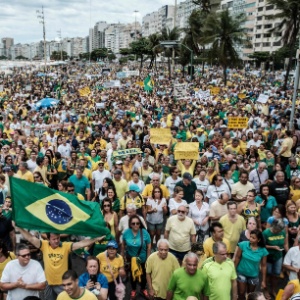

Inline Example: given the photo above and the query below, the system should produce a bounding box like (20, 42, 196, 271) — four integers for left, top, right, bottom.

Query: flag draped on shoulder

(10, 177, 110, 238)
(143, 75, 154, 92)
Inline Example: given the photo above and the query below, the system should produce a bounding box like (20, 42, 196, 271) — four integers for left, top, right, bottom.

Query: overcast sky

(1, 0, 175, 44)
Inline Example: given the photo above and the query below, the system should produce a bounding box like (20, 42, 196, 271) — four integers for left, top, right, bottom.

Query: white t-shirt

(193, 178, 210, 195)
(92, 169, 112, 192)
(57, 143, 72, 158)
(165, 176, 182, 196)
(283, 246, 300, 280)
(146, 198, 167, 224)
(1, 259, 46, 300)
(206, 183, 231, 206)
(26, 159, 37, 173)
(168, 198, 187, 213)
(188, 201, 210, 231)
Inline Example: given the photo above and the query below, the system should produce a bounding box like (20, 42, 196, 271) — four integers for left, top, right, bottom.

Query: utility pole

(172, 0, 177, 78)
(134, 10, 138, 40)
(57, 29, 63, 61)
(37, 6, 46, 73)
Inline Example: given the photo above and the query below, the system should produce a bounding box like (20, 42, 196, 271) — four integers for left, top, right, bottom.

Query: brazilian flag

(144, 75, 154, 92)
(10, 177, 110, 238)
(54, 84, 61, 100)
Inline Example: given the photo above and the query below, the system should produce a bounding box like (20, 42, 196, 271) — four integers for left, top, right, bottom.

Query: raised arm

(17, 227, 41, 249)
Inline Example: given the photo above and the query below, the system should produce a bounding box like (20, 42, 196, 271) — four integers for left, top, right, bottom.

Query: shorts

(169, 249, 189, 261)
(237, 273, 260, 286)
(267, 257, 283, 276)
(147, 222, 164, 231)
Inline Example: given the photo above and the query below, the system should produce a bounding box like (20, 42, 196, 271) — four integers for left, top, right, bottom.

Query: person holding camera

(78, 256, 108, 300)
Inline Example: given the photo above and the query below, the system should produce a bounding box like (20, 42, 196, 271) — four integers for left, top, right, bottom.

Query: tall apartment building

(89, 21, 108, 51)
(1, 37, 14, 58)
(220, 0, 283, 60)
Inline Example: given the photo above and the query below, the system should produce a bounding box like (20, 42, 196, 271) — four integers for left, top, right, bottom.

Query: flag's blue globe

(45, 199, 73, 224)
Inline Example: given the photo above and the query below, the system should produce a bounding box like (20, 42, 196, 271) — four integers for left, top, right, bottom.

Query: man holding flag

(144, 74, 154, 93)
(10, 177, 110, 300)
(17, 228, 106, 300)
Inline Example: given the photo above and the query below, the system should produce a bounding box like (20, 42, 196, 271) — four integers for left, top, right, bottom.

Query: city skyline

(0, 0, 175, 44)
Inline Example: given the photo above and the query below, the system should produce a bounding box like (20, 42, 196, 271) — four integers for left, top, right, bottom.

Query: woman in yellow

(205, 159, 220, 183)
(290, 176, 300, 202)
(101, 198, 118, 238)
(281, 278, 300, 299)
(0, 240, 16, 294)
(122, 155, 137, 182)
(177, 159, 196, 176)
(240, 134, 248, 154)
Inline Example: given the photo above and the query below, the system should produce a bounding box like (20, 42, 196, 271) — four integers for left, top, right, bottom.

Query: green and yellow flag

(10, 177, 110, 238)
(144, 75, 154, 92)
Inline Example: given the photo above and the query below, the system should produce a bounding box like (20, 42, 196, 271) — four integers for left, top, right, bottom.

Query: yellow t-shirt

(290, 187, 300, 202)
(142, 184, 170, 199)
(0, 252, 16, 279)
(220, 214, 246, 252)
(203, 237, 231, 257)
(165, 215, 196, 252)
(225, 145, 244, 155)
(57, 289, 97, 300)
(177, 160, 196, 177)
(113, 179, 129, 200)
(40, 240, 72, 285)
(93, 139, 107, 150)
(97, 251, 124, 283)
(16, 170, 34, 182)
(120, 195, 145, 210)
(145, 252, 180, 299)
(281, 137, 293, 157)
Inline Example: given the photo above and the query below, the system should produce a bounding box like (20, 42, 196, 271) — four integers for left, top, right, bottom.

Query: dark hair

(107, 186, 117, 201)
(62, 270, 78, 281)
(131, 171, 140, 177)
(101, 178, 115, 196)
(46, 232, 60, 240)
(259, 184, 269, 205)
(247, 292, 264, 300)
(45, 149, 54, 160)
(23, 296, 42, 300)
(212, 174, 222, 185)
(250, 229, 265, 248)
(67, 182, 75, 188)
(152, 186, 163, 199)
(101, 198, 113, 214)
(227, 200, 237, 209)
(0, 239, 9, 258)
(194, 189, 204, 199)
(128, 214, 145, 230)
(170, 166, 177, 175)
(273, 204, 286, 218)
(209, 222, 223, 234)
(33, 171, 44, 182)
(247, 189, 257, 197)
(36, 156, 44, 166)
(55, 152, 62, 160)
(239, 170, 249, 179)
(44, 154, 53, 166)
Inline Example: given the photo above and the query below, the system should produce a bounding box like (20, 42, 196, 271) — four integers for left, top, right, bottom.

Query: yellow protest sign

(78, 86, 91, 97)
(238, 93, 246, 99)
(227, 117, 248, 129)
(150, 128, 172, 145)
(174, 142, 199, 160)
(210, 87, 220, 95)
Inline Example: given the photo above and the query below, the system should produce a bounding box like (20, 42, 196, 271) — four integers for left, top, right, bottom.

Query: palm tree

(267, 0, 300, 90)
(201, 9, 249, 84)
(183, 9, 207, 75)
(148, 33, 162, 70)
(161, 27, 181, 79)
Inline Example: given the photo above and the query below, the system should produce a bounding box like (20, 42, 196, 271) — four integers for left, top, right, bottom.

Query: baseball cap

(98, 160, 104, 165)
(129, 184, 140, 193)
(183, 172, 192, 180)
(106, 240, 118, 249)
(115, 160, 123, 165)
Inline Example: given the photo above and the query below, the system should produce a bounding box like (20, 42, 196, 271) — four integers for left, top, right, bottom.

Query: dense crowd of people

(0, 62, 300, 300)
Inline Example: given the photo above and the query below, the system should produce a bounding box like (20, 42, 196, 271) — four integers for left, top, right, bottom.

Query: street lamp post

(57, 29, 63, 61)
(160, 40, 194, 80)
(36, 6, 46, 73)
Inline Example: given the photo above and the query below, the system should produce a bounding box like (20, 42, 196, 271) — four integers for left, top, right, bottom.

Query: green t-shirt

(168, 267, 210, 300)
(262, 228, 285, 261)
(202, 258, 237, 300)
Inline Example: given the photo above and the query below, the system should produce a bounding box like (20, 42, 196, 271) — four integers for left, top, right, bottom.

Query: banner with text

(227, 117, 248, 129)
(174, 142, 199, 160)
(150, 128, 172, 145)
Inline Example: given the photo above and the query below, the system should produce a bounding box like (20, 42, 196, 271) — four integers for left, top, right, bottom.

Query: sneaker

(142, 289, 149, 299)
(130, 290, 136, 299)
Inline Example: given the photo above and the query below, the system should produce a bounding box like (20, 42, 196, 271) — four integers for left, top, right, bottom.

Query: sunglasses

(104, 204, 111, 207)
(154, 191, 161, 193)
(131, 222, 140, 226)
(18, 253, 31, 258)
(177, 210, 186, 214)
(34, 176, 40, 179)
(68, 189, 74, 192)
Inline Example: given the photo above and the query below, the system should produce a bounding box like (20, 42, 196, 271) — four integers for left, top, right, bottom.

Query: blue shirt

(69, 174, 90, 196)
(236, 241, 268, 278)
(123, 228, 151, 263)
(78, 272, 108, 290)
